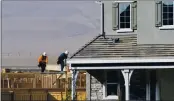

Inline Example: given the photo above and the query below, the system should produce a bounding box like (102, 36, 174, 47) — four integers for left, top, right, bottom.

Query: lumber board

(1, 73, 35, 78)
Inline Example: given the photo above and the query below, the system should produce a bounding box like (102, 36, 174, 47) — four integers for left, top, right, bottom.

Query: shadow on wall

(88, 70, 105, 83)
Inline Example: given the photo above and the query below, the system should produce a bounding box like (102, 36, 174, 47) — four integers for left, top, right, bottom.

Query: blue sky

(1, 1, 100, 66)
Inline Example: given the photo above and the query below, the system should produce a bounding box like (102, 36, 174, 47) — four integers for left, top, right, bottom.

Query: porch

(68, 58, 174, 100)
(97, 69, 159, 101)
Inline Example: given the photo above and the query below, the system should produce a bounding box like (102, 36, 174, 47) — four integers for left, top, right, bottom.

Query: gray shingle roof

(70, 34, 174, 59)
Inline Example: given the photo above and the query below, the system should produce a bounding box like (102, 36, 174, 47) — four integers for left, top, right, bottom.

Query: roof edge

(68, 57, 174, 64)
(69, 34, 102, 59)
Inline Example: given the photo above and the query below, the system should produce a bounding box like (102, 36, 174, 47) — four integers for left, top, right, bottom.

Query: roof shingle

(70, 34, 174, 59)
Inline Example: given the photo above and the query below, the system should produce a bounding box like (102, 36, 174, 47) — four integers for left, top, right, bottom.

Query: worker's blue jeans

(58, 61, 64, 71)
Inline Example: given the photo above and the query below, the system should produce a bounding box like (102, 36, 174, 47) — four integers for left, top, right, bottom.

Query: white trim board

(70, 66, 174, 70)
(67, 58, 174, 64)
(159, 25, 174, 30)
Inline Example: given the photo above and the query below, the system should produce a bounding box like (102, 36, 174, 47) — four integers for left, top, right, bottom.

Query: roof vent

(112, 38, 120, 43)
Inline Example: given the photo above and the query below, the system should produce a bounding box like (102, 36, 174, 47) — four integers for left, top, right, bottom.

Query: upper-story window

(112, 1, 137, 33)
(119, 3, 131, 29)
(155, 1, 174, 29)
(162, 1, 174, 26)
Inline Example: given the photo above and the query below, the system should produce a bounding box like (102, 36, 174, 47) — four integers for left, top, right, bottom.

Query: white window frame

(103, 70, 119, 100)
(115, 1, 134, 33)
(159, 1, 174, 30)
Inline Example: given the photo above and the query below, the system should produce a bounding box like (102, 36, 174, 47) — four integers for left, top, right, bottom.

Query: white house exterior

(68, 0, 174, 100)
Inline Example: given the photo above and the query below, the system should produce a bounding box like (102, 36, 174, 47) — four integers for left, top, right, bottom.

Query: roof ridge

(69, 34, 102, 59)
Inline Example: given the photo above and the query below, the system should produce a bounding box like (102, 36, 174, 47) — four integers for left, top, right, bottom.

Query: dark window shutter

(112, 2, 119, 30)
(155, 1, 162, 27)
(131, 1, 137, 30)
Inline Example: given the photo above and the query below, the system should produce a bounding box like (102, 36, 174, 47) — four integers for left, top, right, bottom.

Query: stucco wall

(158, 69, 174, 100)
(137, 1, 174, 44)
(103, 0, 174, 44)
(103, 1, 137, 36)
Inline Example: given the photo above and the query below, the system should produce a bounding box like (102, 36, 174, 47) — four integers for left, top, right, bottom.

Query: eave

(67, 57, 174, 70)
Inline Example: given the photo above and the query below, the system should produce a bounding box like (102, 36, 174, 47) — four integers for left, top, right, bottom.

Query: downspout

(96, 1, 105, 37)
(101, 2, 105, 37)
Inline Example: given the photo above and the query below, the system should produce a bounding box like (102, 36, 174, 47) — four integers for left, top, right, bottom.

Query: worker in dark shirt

(57, 50, 69, 72)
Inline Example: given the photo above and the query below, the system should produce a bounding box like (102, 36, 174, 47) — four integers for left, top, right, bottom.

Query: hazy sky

(1, 1, 101, 66)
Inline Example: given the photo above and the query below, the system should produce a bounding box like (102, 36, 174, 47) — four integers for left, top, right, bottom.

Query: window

(162, 1, 174, 26)
(155, 1, 174, 29)
(103, 70, 120, 99)
(112, 1, 137, 32)
(119, 3, 131, 29)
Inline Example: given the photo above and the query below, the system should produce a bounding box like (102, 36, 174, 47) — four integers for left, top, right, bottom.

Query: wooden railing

(1, 72, 86, 89)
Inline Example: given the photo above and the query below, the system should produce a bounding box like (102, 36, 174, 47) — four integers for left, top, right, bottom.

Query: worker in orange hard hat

(38, 52, 48, 73)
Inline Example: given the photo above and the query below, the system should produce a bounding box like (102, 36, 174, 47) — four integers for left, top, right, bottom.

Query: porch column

(155, 71, 160, 100)
(121, 69, 133, 100)
(71, 69, 79, 101)
(146, 70, 150, 100)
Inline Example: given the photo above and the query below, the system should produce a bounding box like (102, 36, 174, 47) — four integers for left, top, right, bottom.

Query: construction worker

(57, 50, 69, 72)
(38, 52, 48, 73)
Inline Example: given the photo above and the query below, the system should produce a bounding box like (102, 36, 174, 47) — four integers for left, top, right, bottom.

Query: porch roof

(68, 34, 174, 69)
(70, 34, 174, 59)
